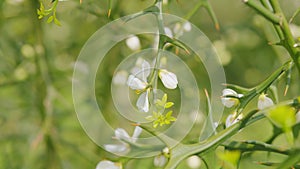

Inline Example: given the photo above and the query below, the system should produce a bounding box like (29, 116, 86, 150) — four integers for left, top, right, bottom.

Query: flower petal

(113, 70, 128, 85)
(221, 89, 240, 108)
(104, 144, 129, 154)
(154, 155, 167, 167)
(226, 113, 243, 128)
(140, 60, 151, 82)
(136, 90, 149, 113)
(164, 27, 173, 38)
(126, 35, 141, 51)
(127, 75, 147, 90)
(183, 22, 192, 32)
(131, 126, 142, 143)
(159, 69, 178, 89)
(115, 128, 130, 141)
(96, 160, 122, 169)
(257, 94, 274, 110)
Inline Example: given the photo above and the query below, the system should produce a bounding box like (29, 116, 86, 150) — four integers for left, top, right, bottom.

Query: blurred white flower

(257, 93, 274, 110)
(127, 75, 147, 90)
(96, 160, 122, 169)
(173, 22, 192, 37)
(154, 155, 167, 167)
(158, 69, 178, 89)
(221, 89, 243, 108)
(104, 126, 142, 154)
(226, 113, 243, 128)
(136, 89, 150, 112)
(163, 0, 168, 5)
(186, 155, 201, 169)
(113, 70, 128, 85)
(289, 24, 300, 39)
(126, 35, 141, 51)
(164, 27, 173, 38)
(127, 59, 151, 112)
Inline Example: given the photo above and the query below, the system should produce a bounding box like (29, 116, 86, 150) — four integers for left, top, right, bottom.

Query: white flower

(104, 126, 142, 154)
(163, 0, 168, 5)
(183, 22, 192, 32)
(127, 59, 152, 112)
(127, 75, 147, 90)
(225, 113, 243, 128)
(173, 22, 192, 37)
(164, 27, 173, 38)
(96, 160, 122, 169)
(104, 143, 129, 154)
(126, 35, 141, 51)
(136, 89, 150, 112)
(159, 69, 178, 89)
(154, 155, 167, 167)
(257, 93, 274, 110)
(186, 155, 201, 169)
(221, 89, 243, 108)
(113, 70, 128, 85)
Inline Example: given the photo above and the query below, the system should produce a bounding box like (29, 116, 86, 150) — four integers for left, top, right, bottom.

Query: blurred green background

(0, 0, 299, 168)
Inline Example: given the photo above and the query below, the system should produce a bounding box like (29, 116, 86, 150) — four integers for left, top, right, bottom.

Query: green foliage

(37, 0, 61, 26)
(146, 94, 177, 128)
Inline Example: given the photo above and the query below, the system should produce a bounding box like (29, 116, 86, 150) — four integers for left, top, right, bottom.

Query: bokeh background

(0, 0, 299, 168)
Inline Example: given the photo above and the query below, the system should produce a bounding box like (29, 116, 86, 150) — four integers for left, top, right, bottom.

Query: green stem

(243, 0, 280, 24)
(269, 0, 300, 74)
(222, 140, 290, 155)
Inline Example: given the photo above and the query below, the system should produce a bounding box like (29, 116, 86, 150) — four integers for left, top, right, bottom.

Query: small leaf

(217, 150, 241, 168)
(54, 18, 61, 26)
(165, 102, 174, 108)
(162, 94, 167, 103)
(47, 16, 54, 23)
(268, 106, 296, 131)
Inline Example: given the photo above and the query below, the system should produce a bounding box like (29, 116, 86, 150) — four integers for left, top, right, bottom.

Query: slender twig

(243, 0, 280, 24)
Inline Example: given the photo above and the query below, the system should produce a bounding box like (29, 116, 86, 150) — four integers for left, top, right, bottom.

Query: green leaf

(267, 105, 296, 145)
(217, 150, 241, 168)
(267, 106, 296, 131)
(47, 16, 54, 23)
(165, 102, 174, 108)
(54, 18, 61, 26)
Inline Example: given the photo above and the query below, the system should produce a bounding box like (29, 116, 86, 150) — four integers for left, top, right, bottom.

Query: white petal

(126, 35, 141, 51)
(225, 114, 242, 128)
(159, 69, 178, 89)
(140, 60, 151, 82)
(164, 27, 173, 38)
(127, 75, 147, 90)
(136, 91, 149, 113)
(131, 126, 142, 143)
(96, 160, 121, 169)
(173, 23, 183, 36)
(221, 89, 239, 108)
(183, 22, 192, 32)
(104, 144, 129, 154)
(163, 0, 168, 5)
(113, 70, 128, 85)
(115, 128, 130, 141)
(222, 88, 238, 97)
(154, 155, 167, 167)
(257, 94, 274, 110)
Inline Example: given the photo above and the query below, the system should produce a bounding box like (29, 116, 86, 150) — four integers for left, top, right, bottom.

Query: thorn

(131, 123, 140, 126)
(268, 41, 281, 46)
(284, 85, 289, 96)
(215, 23, 220, 31)
(221, 83, 228, 86)
(204, 88, 209, 98)
(108, 9, 111, 18)
(175, 47, 179, 55)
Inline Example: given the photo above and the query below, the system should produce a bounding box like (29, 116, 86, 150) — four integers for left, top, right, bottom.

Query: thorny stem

(244, 0, 300, 75)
